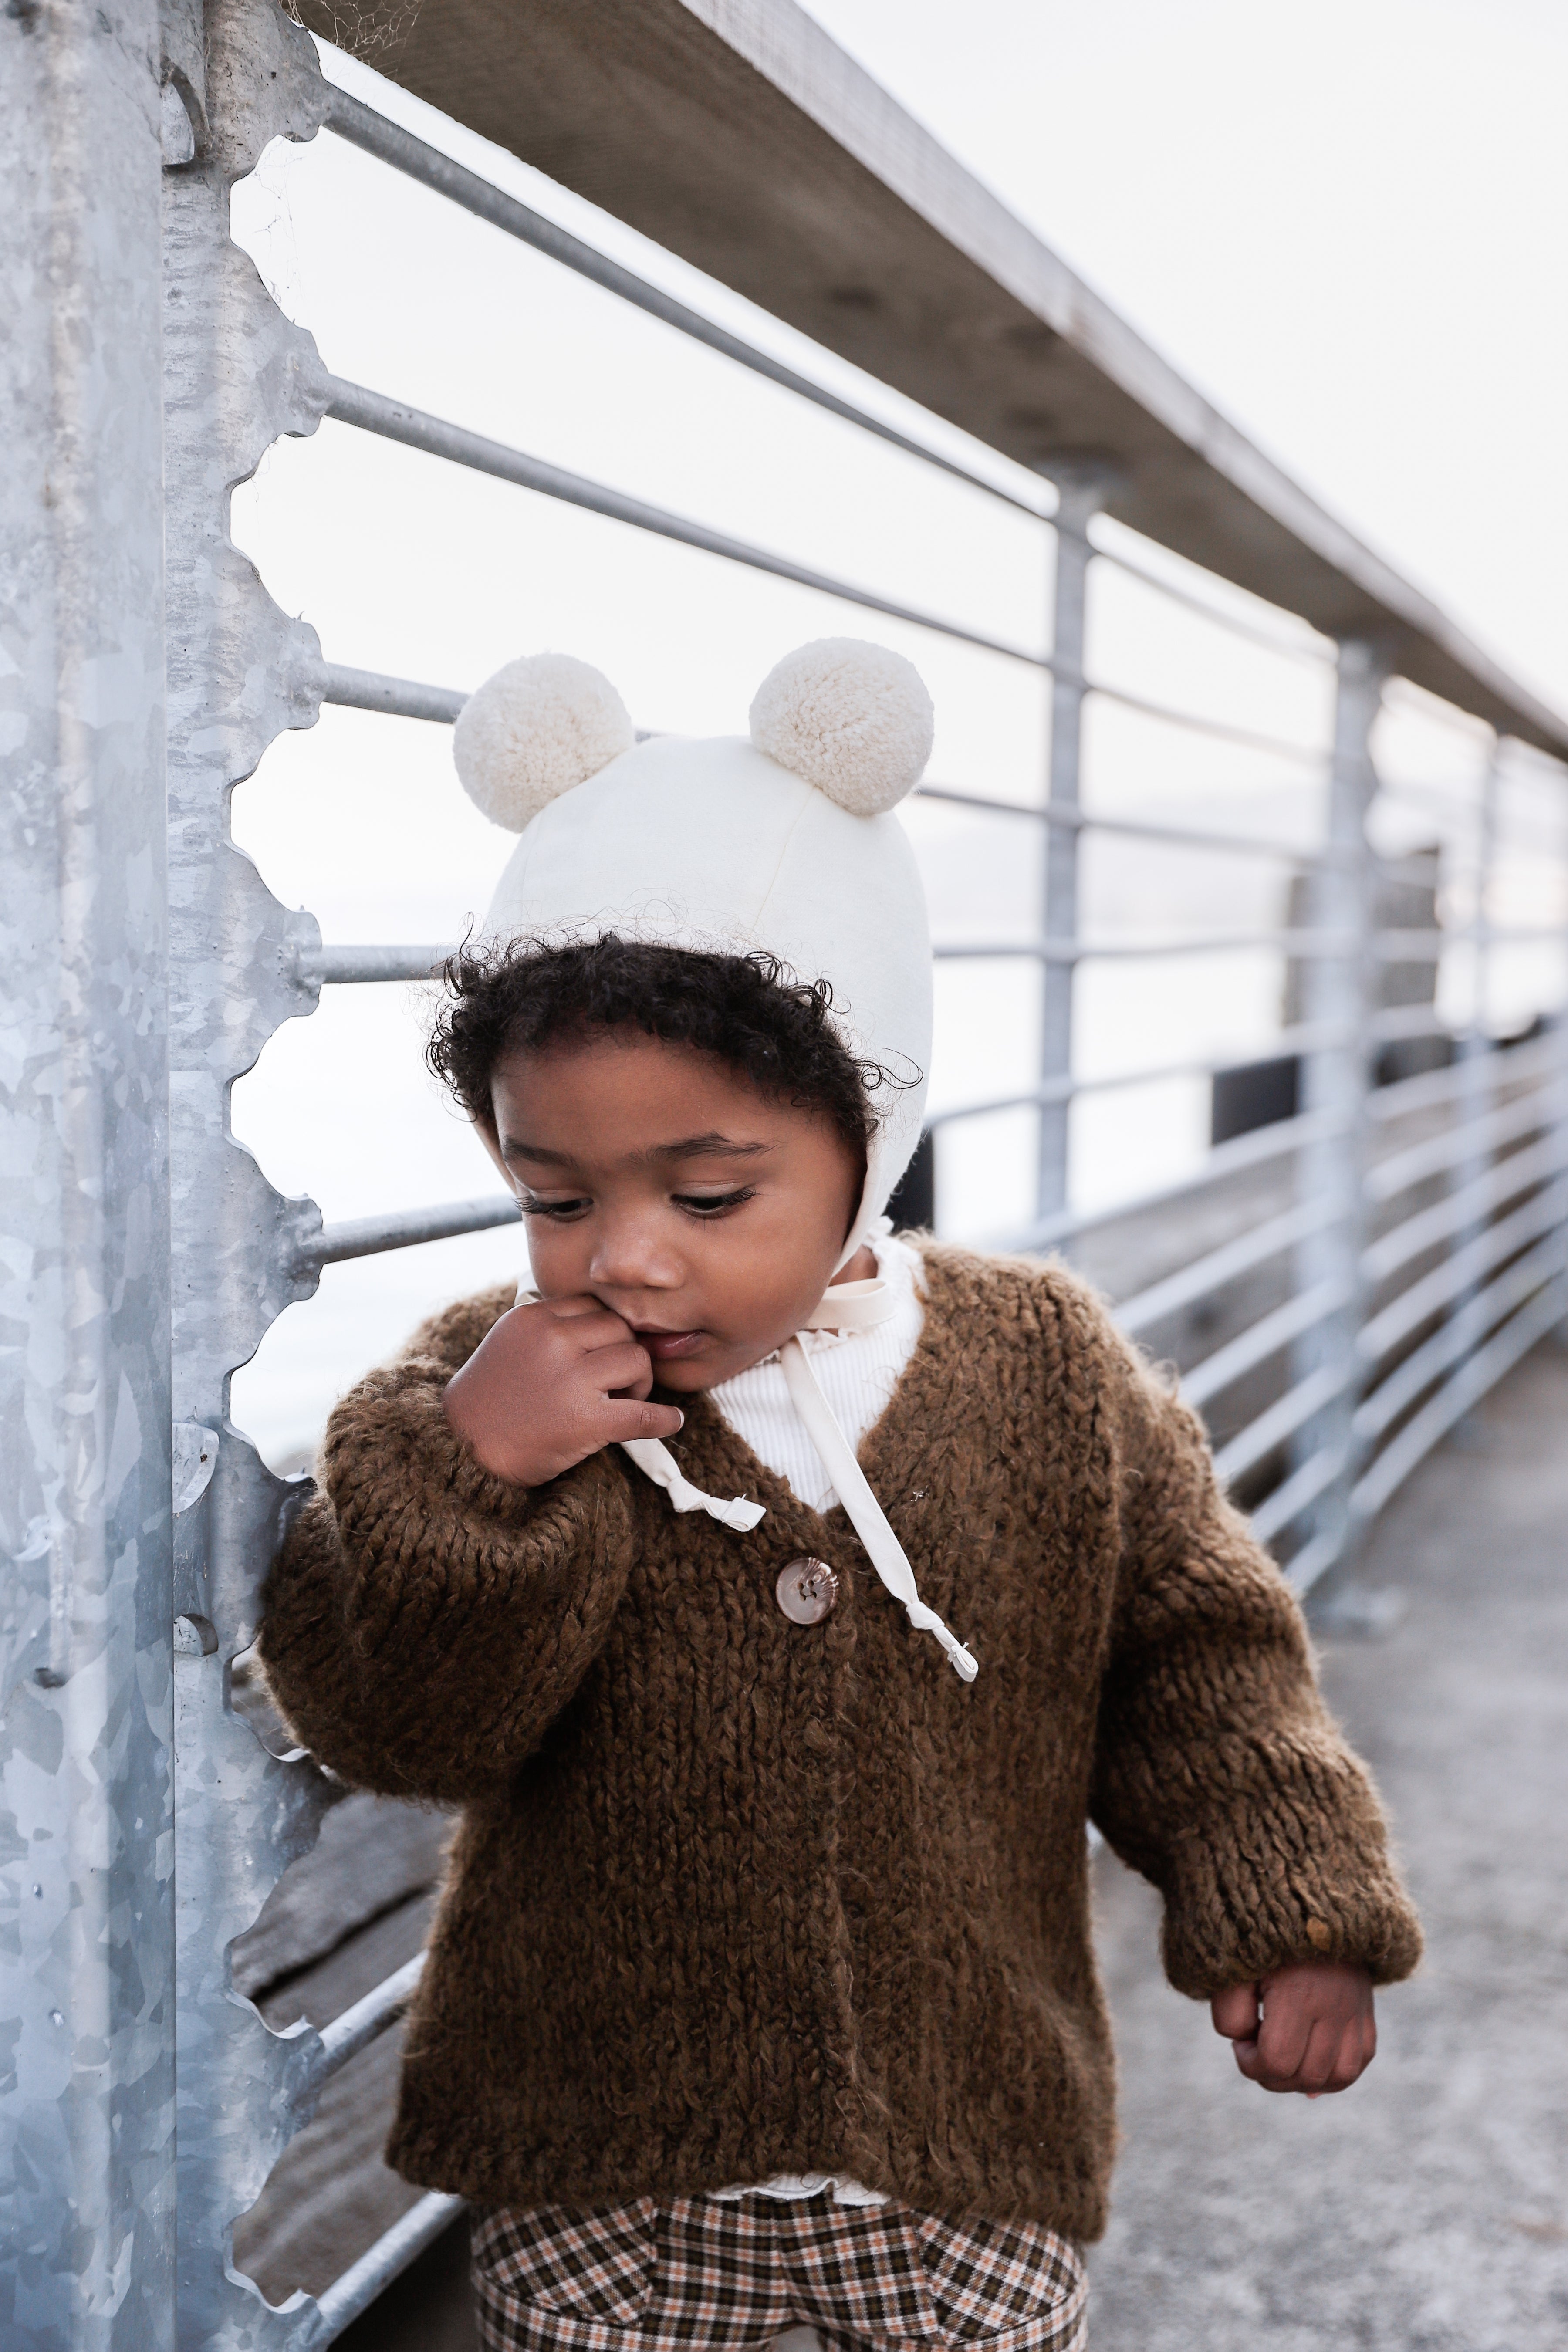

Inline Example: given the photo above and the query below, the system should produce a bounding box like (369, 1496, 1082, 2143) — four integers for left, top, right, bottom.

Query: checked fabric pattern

(471, 2189, 1088, 2351)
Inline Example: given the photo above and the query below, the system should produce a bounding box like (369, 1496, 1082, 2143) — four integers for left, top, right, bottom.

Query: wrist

(443, 1365, 537, 1485)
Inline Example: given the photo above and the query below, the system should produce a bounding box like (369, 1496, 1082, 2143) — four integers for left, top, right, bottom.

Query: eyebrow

(501, 1133, 774, 1168)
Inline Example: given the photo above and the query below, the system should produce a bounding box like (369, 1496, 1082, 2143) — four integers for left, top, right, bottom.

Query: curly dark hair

(426, 933, 913, 1159)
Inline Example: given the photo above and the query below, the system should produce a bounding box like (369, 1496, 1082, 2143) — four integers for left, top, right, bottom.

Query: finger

(582, 1341, 656, 1397)
(1256, 1993, 1311, 2085)
(598, 1398, 687, 1445)
(1294, 2016, 1342, 2094)
(1325, 2020, 1369, 2093)
(1211, 1983, 1261, 2041)
(542, 1294, 623, 1324)
(1230, 2034, 1262, 2082)
(554, 1308, 638, 1352)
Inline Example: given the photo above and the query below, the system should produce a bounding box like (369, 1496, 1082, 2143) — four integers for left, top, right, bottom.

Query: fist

(442, 1295, 686, 1486)
(1211, 1960, 1376, 2097)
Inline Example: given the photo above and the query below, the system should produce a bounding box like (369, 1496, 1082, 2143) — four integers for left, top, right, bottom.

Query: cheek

(724, 1189, 845, 1299)
(523, 1221, 588, 1290)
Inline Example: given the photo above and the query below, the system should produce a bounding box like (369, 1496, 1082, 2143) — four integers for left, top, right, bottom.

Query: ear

(749, 638, 934, 815)
(453, 652, 635, 831)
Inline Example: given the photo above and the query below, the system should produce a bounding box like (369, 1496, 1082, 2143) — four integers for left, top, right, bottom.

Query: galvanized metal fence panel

(2, 3, 177, 2343)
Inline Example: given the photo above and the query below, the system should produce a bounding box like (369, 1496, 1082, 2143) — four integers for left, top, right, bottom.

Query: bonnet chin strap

(616, 1271, 978, 1684)
(617, 1438, 766, 1532)
(777, 1334, 978, 1684)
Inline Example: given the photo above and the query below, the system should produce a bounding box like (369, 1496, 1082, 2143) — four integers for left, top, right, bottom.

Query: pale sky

(803, 0, 1568, 715)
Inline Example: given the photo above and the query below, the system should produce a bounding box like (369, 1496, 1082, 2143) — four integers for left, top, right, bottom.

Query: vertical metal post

(1288, 639, 1387, 1585)
(1037, 470, 1109, 1221)
(1451, 738, 1500, 1383)
(0, 2, 177, 2344)
(160, 3, 339, 2344)
(1556, 760, 1568, 1346)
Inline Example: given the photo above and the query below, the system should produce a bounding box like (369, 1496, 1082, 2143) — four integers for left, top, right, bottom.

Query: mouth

(632, 1327, 706, 1362)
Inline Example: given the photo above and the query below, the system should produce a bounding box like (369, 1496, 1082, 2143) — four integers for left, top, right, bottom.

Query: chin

(653, 1358, 721, 1395)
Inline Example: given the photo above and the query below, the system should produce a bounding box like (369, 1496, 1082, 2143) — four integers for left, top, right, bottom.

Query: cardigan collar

(618, 1245, 977, 1683)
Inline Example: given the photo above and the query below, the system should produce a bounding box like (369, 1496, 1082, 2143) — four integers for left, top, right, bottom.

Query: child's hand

(442, 1295, 686, 1486)
(1210, 1960, 1376, 2097)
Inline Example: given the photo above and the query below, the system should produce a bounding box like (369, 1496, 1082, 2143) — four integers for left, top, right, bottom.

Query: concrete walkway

(1087, 1342, 1568, 2352)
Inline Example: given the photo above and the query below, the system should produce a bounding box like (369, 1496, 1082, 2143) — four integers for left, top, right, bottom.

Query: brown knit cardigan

(259, 1244, 1420, 2242)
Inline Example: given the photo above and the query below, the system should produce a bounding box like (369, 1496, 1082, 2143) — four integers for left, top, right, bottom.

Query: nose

(587, 1210, 684, 1298)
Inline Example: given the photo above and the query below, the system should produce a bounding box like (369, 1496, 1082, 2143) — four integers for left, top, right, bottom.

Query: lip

(632, 1327, 706, 1362)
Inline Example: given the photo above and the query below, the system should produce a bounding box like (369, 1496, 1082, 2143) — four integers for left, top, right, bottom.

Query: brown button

(776, 1556, 840, 1626)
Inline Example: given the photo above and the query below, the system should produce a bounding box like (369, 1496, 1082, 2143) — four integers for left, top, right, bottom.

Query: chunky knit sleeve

(257, 1285, 637, 1803)
(1088, 1334, 1422, 1998)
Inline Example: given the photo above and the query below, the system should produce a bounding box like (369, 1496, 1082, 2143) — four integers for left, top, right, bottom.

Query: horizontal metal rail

(301, 943, 451, 986)
(915, 783, 1348, 864)
(317, 660, 467, 724)
(304, 1196, 521, 1270)
(1374, 773, 1563, 823)
(324, 378, 1330, 762)
(312, 2190, 467, 2344)
(1357, 1178, 1568, 1365)
(1370, 923, 1568, 962)
(1115, 1198, 1343, 1339)
(1369, 1002, 1450, 1045)
(1366, 1028, 1565, 1124)
(1249, 1441, 1347, 1547)
(1283, 1521, 1349, 1598)
(1351, 1269, 1568, 1525)
(325, 85, 1349, 719)
(291, 900, 1487, 996)
(933, 926, 1355, 965)
(1364, 1081, 1565, 1204)
(1074, 681, 1327, 763)
(1084, 532, 1336, 665)
(1369, 929, 1444, 963)
(299, 694, 1346, 867)
(324, 87, 1051, 521)
(1354, 1226, 1568, 1446)
(1010, 1103, 1353, 1255)
(925, 1020, 1355, 1129)
(1180, 1276, 1351, 1411)
(1213, 1360, 1355, 1488)
(306, 660, 1352, 865)
(306, 1953, 428, 2095)
(1362, 1131, 1566, 1286)
(324, 375, 1051, 670)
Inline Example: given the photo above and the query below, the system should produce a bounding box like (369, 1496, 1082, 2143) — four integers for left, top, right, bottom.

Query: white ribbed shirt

(710, 1231, 926, 1512)
(706, 1229, 926, 2209)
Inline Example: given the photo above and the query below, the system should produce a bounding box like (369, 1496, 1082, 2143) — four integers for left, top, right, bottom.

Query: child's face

(480, 1032, 865, 1390)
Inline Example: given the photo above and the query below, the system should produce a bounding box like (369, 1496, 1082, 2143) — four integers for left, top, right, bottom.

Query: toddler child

(260, 640, 1421, 2352)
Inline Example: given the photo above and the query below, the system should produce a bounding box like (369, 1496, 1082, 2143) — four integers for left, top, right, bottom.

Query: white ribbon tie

(618, 1273, 979, 1683)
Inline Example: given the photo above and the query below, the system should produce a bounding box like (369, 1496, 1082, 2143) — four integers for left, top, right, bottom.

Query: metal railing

(201, 47, 1568, 2334)
(168, 49, 1568, 2338)
(6, 2, 1565, 2345)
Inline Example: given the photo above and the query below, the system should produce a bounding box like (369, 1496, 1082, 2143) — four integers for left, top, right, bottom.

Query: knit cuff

(323, 1354, 542, 1531)
(1157, 1798, 1424, 1997)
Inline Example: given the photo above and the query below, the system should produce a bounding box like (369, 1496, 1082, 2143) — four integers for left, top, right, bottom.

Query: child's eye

(519, 1194, 590, 1221)
(672, 1186, 756, 1219)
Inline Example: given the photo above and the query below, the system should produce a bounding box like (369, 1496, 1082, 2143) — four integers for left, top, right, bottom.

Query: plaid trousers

(471, 2189, 1088, 2352)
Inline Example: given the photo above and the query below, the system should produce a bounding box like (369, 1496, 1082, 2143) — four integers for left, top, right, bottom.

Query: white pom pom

(453, 653, 635, 831)
(748, 638, 934, 815)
